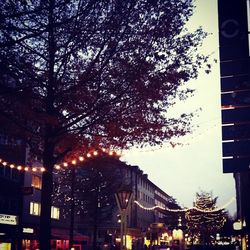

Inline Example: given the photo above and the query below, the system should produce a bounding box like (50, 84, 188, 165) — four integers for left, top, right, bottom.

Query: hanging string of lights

(134, 197, 235, 213)
(0, 148, 121, 172)
(0, 117, 222, 171)
(123, 120, 221, 155)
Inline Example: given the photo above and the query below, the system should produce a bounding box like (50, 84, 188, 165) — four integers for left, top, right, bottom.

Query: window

(5, 167, 11, 178)
(0, 166, 4, 176)
(11, 169, 19, 181)
(31, 175, 42, 189)
(51, 206, 60, 220)
(10, 199, 18, 212)
(30, 202, 41, 216)
(29, 202, 60, 219)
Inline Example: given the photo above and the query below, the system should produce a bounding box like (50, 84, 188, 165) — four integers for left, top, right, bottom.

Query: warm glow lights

(134, 197, 236, 213)
(0, 148, 121, 172)
(55, 165, 60, 170)
(79, 156, 84, 161)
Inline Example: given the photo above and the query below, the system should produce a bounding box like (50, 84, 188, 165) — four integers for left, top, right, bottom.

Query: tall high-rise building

(218, 0, 250, 245)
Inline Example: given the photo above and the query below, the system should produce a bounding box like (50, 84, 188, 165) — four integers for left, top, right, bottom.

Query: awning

(51, 228, 89, 242)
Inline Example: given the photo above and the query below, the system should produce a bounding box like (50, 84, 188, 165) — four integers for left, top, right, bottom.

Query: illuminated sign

(0, 214, 18, 225)
(23, 227, 34, 234)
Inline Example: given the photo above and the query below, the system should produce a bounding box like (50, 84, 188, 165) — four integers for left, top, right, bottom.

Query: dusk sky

(121, 0, 237, 216)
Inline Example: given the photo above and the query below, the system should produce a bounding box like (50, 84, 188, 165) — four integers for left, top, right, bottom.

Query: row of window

(137, 191, 154, 205)
(0, 197, 18, 213)
(30, 202, 60, 220)
(0, 198, 59, 220)
(0, 166, 20, 181)
(155, 199, 166, 209)
(155, 190, 169, 201)
(137, 178, 154, 193)
(0, 168, 42, 189)
(0, 135, 22, 145)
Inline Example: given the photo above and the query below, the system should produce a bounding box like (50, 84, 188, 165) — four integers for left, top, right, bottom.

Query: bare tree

(0, 0, 209, 249)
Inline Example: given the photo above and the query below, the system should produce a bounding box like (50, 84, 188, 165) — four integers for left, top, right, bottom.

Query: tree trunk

(93, 192, 99, 250)
(39, 0, 56, 248)
(39, 150, 54, 250)
(69, 168, 76, 249)
(93, 221, 98, 250)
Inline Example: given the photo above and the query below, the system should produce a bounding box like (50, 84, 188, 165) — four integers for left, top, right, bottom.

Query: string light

(0, 148, 121, 172)
(134, 197, 235, 213)
(55, 165, 60, 170)
(17, 166, 22, 171)
(79, 156, 84, 161)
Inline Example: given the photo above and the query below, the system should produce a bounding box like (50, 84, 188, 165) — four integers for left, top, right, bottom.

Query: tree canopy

(0, 0, 209, 249)
(0, 0, 208, 155)
(53, 155, 124, 219)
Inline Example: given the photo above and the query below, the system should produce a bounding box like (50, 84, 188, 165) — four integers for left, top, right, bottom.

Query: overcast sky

(121, 0, 237, 216)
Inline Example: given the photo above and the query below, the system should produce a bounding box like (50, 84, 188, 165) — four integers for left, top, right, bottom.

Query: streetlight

(115, 188, 133, 250)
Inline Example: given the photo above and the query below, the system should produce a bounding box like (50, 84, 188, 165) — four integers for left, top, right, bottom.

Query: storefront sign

(0, 214, 18, 225)
(23, 227, 34, 234)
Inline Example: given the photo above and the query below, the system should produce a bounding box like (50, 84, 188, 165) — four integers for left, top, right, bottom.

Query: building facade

(218, 0, 250, 246)
(0, 135, 25, 250)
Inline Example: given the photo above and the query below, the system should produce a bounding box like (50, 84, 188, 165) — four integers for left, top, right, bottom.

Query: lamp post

(115, 188, 133, 250)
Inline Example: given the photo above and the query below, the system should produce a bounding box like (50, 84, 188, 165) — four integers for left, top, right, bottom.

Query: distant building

(72, 161, 180, 249)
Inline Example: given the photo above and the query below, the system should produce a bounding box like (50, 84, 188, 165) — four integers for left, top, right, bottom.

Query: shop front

(21, 227, 90, 250)
(0, 213, 19, 250)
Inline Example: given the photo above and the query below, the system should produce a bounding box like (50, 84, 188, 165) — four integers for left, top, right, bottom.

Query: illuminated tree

(53, 155, 126, 249)
(0, 0, 209, 248)
(185, 191, 227, 245)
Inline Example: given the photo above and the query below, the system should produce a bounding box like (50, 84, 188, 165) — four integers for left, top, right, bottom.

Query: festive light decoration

(134, 197, 235, 213)
(0, 148, 121, 172)
(185, 191, 228, 245)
